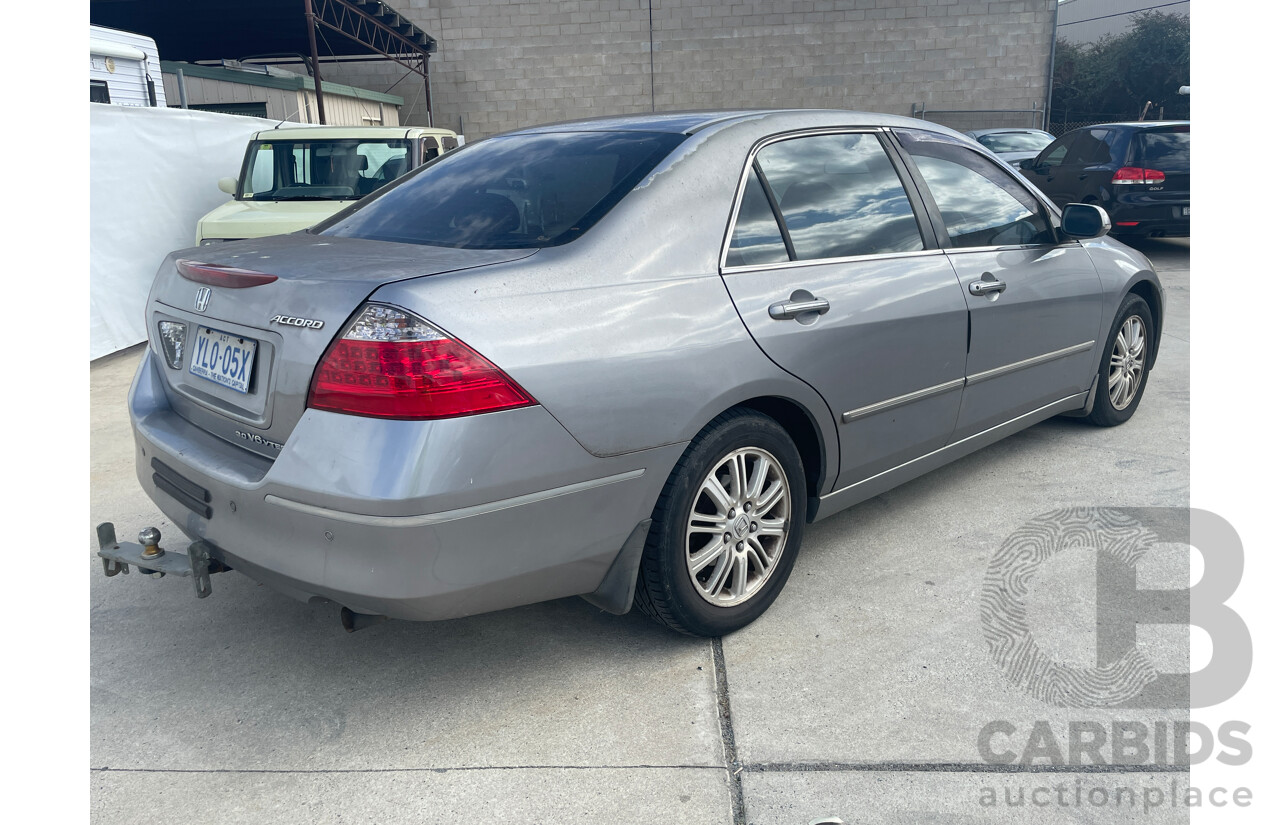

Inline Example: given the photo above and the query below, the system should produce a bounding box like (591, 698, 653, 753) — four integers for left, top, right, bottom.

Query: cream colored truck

(195, 126, 460, 244)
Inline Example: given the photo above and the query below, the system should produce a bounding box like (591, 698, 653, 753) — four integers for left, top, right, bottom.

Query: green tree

(1052, 10, 1190, 122)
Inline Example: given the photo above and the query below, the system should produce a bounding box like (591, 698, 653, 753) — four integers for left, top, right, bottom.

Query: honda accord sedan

(122, 109, 1163, 636)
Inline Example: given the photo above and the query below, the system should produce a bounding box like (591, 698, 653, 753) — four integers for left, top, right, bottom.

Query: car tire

(634, 408, 806, 637)
(1085, 293, 1154, 427)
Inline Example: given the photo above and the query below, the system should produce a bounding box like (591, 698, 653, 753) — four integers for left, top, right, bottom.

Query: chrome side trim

(723, 248, 944, 275)
(265, 469, 646, 528)
(841, 378, 965, 423)
(839, 342, 1094, 424)
(821, 392, 1088, 506)
(941, 242, 1079, 255)
(965, 340, 1095, 386)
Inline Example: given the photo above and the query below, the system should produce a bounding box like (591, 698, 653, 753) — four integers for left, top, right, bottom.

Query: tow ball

(95, 523, 227, 598)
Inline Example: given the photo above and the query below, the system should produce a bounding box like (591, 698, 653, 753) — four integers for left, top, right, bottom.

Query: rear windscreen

(316, 131, 686, 249)
(976, 132, 1054, 154)
(1134, 129, 1190, 171)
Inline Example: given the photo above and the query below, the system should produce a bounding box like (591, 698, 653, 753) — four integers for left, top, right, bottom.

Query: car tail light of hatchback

(308, 304, 536, 420)
(1111, 167, 1166, 185)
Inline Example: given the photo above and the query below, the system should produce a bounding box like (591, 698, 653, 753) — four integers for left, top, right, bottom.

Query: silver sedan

(965, 127, 1057, 164)
(122, 110, 1163, 636)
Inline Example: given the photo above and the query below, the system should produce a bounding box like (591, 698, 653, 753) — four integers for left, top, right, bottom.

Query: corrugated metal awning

(89, 0, 436, 63)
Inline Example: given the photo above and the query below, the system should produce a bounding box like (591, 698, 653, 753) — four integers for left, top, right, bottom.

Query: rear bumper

(127, 349, 683, 620)
(1108, 218, 1190, 238)
(1107, 196, 1190, 237)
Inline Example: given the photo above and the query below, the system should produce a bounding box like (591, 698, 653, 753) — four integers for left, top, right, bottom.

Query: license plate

(1181, 206, 1190, 217)
(190, 327, 257, 393)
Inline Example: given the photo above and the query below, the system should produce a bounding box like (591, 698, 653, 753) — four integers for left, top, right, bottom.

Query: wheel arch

(1126, 278, 1164, 370)
(727, 395, 831, 522)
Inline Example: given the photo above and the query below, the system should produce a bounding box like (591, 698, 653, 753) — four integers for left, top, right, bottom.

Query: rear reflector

(176, 259, 279, 288)
(1115, 221, 1140, 227)
(1111, 167, 1166, 185)
(308, 304, 535, 420)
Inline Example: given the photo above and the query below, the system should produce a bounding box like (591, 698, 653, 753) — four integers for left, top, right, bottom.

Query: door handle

(769, 297, 830, 320)
(969, 279, 1007, 296)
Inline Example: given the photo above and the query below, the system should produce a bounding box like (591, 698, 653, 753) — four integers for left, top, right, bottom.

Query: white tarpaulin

(90, 105, 282, 359)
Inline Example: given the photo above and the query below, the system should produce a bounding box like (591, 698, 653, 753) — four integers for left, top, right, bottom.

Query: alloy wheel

(685, 447, 791, 607)
(1107, 314, 1147, 411)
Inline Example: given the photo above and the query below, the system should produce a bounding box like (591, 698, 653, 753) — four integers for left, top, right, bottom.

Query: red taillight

(308, 304, 535, 420)
(1111, 167, 1166, 185)
(176, 259, 279, 288)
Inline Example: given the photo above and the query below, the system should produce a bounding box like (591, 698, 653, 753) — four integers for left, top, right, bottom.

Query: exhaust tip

(340, 606, 389, 633)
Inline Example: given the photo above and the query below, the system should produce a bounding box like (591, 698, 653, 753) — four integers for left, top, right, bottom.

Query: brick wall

(316, 0, 1056, 139)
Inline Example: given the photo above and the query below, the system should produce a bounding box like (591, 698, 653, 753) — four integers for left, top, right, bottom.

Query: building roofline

(158, 60, 405, 106)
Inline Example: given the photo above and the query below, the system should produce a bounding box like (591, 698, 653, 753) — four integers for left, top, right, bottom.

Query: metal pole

(423, 54, 434, 127)
(304, 0, 327, 124)
(1044, 0, 1059, 131)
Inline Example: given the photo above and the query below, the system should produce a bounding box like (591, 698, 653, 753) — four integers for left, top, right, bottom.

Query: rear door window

(747, 132, 925, 262)
(726, 169, 790, 267)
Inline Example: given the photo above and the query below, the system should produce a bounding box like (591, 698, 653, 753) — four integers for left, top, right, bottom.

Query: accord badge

(270, 314, 325, 330)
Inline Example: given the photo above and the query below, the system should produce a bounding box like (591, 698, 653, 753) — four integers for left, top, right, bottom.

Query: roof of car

(1077, 121, 1191, 130)
(250, 125, 458, 140)
(966, 128, 1053, 137)
(505, 109, 951, 137)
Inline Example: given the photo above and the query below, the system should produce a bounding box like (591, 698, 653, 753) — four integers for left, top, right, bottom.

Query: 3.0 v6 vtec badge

(270, 314, 325, 330)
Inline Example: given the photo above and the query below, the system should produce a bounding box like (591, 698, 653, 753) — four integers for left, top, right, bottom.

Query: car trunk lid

(1130, 126, 1190, 201)
(146, 233, 537, 459)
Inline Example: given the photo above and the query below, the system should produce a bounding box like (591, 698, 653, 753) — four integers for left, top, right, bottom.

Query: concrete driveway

(90, 238, 1190, 824)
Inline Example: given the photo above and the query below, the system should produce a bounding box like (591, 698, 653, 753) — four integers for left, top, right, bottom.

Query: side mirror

(1018, 158, 1039, 171)
(1060, 203, 1111, 239)
(218, 177, 238, 195)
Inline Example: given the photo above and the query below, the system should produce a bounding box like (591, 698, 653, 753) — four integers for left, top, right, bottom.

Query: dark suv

(1019, 122, 1189, 238)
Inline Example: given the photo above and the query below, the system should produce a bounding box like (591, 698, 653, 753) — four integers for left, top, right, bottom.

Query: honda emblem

(194, 287, 211, 313)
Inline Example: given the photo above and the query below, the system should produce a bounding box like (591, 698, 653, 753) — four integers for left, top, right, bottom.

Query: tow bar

(96, 522, 228, 598)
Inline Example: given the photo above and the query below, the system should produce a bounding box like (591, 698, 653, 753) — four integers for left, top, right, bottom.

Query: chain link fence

(910, 104, 1045, 134)
(1046, 108, 1192, 137)
(909, 105, 1191, 138)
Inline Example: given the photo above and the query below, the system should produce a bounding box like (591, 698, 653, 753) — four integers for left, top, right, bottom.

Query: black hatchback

(1018, 122, 1189, 238)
